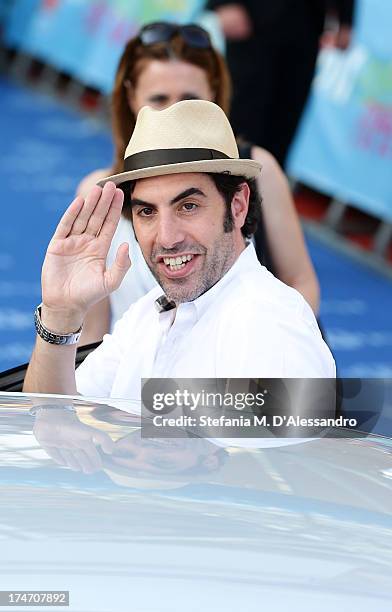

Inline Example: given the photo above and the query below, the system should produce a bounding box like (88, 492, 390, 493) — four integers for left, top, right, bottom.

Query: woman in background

(77, 22, 320, 345)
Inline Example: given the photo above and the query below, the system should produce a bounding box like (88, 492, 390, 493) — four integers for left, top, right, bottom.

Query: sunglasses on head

(138, 22, 212, 49)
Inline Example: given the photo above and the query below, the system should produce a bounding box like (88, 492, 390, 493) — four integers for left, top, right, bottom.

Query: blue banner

(73, 2, 140, 93)
(287, 0, 392, 223)
(3, 0, 41, 48)
(18, 0, 96, 74)
(4, 1, 209, 93)
(76, 0, 207, 93)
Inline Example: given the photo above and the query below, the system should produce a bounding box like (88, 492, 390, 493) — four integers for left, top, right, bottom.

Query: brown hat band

(123, 147, 230, 172)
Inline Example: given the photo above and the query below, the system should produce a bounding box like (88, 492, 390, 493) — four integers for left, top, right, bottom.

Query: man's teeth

(163, 254, 194, 270)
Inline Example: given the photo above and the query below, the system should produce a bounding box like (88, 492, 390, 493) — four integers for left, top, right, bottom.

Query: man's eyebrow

(170, 187, 206, 204)
(130, 188, 206, 208)
(130, 197, 154, 208)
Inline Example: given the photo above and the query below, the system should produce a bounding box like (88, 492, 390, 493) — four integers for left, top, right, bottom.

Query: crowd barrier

(288, 0, 392, 225)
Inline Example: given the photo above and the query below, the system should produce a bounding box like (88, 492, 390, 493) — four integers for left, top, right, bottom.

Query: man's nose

(156, 212, 185, 249)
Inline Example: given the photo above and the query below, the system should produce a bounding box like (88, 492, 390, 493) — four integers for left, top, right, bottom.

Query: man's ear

(231, 182, 250, 229)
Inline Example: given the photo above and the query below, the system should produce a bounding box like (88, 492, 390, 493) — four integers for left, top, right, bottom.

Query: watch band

(34, 304, 82, 345)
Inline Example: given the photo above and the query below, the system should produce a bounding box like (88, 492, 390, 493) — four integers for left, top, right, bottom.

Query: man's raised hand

(41, 182, 131, 330)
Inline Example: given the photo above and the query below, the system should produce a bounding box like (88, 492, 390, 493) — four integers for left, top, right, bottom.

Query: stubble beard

(147, 231, 236, 304)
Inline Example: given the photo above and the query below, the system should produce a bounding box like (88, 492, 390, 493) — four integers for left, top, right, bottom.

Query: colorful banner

(20, 0, 95, 74)
(287, 0, 392, 223)
(4, 0, 209, 93)
(76, 0, 207, 92)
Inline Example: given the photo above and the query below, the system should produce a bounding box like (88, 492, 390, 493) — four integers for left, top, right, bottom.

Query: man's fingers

(84, 182, 117, 237)
(53, 183, 122, 247)
(70, 185, 103, 235)
(98, 187, 124, 245)
(52, 196, 84, 240)
(104, 242, 131, 294)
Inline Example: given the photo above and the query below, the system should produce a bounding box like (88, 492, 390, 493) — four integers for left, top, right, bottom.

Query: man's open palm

(43, 182, 131, 316)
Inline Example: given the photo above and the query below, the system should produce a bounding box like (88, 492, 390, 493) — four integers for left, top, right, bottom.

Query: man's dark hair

(207, 173, 261, 238)
(120, 172, 261, 238)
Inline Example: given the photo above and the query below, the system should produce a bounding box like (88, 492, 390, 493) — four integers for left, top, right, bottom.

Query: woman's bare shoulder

(250, 145, 282, 174)
(76, 168, 112, 197)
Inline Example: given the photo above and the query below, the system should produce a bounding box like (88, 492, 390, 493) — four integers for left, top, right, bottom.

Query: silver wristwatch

(34, 304, 82, 345)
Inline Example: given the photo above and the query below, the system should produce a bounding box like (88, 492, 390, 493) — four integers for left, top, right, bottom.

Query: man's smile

(163, 253, 194, 270)
(156, 253, 201, 279)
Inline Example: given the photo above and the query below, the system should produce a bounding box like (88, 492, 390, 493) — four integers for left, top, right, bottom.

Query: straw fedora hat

(97, 99, 261, 186)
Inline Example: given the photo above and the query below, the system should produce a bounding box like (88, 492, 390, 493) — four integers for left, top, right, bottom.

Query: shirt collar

(191, 242, 258, 319)
(154, 243, 259, 320)
(152, 242, 256, 322)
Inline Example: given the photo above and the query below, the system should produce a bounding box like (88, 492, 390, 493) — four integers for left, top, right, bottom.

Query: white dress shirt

(76, 244, 335, 399)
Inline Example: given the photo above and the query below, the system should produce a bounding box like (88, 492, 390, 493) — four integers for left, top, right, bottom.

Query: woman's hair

(111, 32, 231, 174)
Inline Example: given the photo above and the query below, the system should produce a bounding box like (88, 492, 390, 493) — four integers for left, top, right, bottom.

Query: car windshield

(1, 392, 392, 609)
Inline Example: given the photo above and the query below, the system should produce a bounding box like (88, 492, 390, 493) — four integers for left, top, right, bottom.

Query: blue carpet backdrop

(0, 77, 112, 369)
(0, 78, 391, 376)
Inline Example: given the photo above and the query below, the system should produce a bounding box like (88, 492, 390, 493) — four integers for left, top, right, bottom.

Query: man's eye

(181, 202, 197, 212)
(138, 207, 154, 217)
